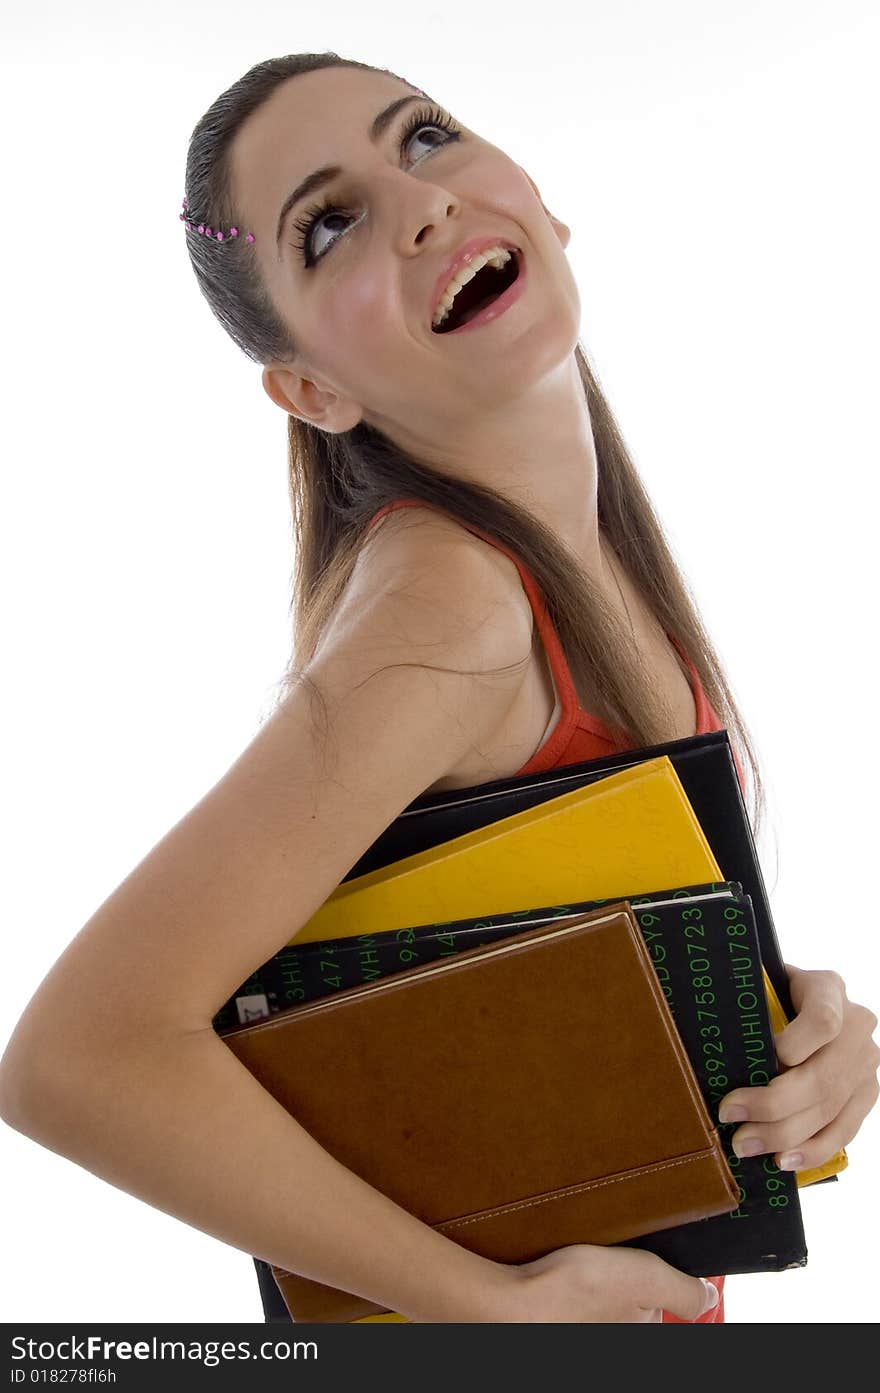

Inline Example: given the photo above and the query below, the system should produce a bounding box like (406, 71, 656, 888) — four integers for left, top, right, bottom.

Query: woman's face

(230, 65, 581, 452)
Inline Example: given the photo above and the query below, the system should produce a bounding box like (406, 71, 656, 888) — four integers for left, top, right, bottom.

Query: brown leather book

(220, 903, 739, 1322)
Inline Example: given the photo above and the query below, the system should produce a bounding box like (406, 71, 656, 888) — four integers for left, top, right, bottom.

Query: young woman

(1, 52, 877, 1325)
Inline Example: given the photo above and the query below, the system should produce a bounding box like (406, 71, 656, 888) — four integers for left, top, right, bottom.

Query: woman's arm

(0, 530, 535, 1323)
(1, 1005, 520, 1322)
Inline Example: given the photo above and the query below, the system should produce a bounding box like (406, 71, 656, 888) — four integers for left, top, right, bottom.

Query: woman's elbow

(0, 1016, 95, 1139)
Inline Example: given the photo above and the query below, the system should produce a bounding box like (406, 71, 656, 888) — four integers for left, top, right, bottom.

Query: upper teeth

(432, 246, 514, 328)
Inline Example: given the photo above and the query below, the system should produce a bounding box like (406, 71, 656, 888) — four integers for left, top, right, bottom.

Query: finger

(652, 1272, 720, 1322)
(728, 1095, 838, 1161)
(718, 1051, 837, 1126)
(774, 1077, 880, 1171)
(775, 970, 846, 1068)
(725, 1041, 878, 1149)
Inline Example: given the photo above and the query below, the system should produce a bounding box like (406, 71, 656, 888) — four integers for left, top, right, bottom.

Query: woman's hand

(487, 1244, 720, 1323)
(718, 964, 880, 1171)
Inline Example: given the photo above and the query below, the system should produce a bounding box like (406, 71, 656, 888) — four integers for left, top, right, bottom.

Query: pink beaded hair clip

(179, 197, 256, 243)
(178, 73, 427, 244)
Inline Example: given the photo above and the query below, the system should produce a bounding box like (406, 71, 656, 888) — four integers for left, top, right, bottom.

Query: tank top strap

(365, 499, 581, 717)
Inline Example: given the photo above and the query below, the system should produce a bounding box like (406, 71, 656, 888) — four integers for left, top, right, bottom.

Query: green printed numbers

(763, 1155, 790, 1208)
(395, 926, 420, 966)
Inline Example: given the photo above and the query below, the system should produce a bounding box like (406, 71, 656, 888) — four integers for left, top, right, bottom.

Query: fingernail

(719, 1105, 748, 1124)
(733, 1136, 763, 1158)
(779, 1151, 804, 1171)
(701, 1279, 720, 1311)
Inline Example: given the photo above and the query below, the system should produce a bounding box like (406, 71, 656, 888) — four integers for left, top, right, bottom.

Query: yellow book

(293, 757, 719, 943)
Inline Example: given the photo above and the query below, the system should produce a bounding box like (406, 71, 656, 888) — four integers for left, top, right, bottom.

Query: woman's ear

(261, 363, 362, 433)
(519, 167, 571, 249)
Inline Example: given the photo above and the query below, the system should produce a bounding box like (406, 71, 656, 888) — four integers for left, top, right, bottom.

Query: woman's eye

(291, 111, 462, 266)
(303, 209, 353, 264)
(405, 125, 451, 163)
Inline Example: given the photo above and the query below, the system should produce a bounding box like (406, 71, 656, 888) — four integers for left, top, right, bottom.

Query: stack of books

(214, 730, 845, 1323)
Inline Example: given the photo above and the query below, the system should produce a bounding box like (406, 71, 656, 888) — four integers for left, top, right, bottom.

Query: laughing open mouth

(432, 251, 521, 333)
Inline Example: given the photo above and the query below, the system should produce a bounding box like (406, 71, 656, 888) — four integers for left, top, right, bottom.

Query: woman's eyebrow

(274, 95, 426, 253)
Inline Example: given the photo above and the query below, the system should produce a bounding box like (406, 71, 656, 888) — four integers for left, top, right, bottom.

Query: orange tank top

(365, 497, 732, 1325)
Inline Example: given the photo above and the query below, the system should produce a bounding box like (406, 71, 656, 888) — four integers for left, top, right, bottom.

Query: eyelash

(289, 104, 463, 268)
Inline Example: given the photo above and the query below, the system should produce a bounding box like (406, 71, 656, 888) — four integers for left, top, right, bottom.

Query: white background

(2, 0, 878, 1326)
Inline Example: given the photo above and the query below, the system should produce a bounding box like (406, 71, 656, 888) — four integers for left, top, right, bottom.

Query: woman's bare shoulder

(349, 503, 534, 651)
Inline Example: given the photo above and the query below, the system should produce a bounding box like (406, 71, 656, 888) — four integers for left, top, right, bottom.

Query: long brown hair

(181, 51, 768, 843)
